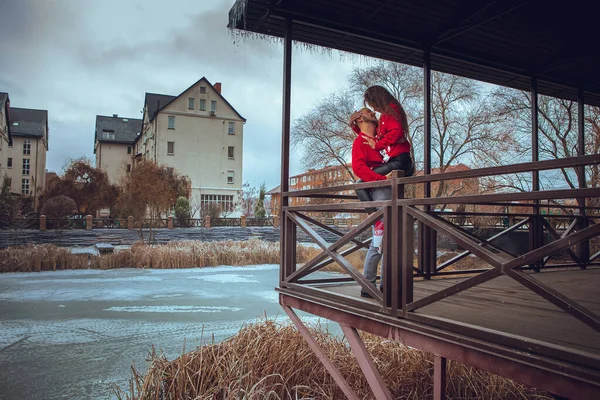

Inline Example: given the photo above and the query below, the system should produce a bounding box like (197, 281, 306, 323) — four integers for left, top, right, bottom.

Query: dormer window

(102, 130, 115, 140)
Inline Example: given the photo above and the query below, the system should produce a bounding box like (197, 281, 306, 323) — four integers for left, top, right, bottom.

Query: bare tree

(291, 91, 358, 180)
(489, 87, 600, 196)
(117, 160, 188, 243)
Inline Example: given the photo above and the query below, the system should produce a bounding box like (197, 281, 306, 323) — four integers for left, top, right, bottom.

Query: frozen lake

(0, 266, 339, 400)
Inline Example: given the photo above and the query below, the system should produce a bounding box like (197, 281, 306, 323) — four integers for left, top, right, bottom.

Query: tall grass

(113, 318, 551, 400)
(0, 241, 358, 273)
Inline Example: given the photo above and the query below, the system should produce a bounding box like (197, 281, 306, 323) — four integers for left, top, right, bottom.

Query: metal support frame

(434, 355, 447, 400)
(279, 17, 293, 285)
(282, 305, 360, 400)
(577, 88, 590, 267)
(421, 50, 434, 280)
(530, 76, 543, 272)
(340, 325, 393, 400)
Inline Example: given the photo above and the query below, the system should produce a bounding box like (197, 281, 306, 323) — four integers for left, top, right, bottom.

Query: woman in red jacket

(351, 85, 414, 179)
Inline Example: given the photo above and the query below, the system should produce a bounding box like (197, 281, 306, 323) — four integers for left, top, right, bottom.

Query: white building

(3, 107, 48, 211)
(94, 114, 142, 184)
(134, 77, 246, 216)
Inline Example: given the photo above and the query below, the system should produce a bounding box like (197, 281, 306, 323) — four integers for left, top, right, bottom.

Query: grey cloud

(0, 0, 360, 192)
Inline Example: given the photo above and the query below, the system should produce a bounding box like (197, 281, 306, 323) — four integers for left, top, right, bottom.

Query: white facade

(4, 133, 48, 210)
(135, 78, 245, 216)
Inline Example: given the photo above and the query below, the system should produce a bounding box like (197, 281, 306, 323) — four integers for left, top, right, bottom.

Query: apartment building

(134, 77, 246, 216)
(3, 107, 48, 210)
(94, 114, 142, 184)
(268, 164, 354, 215)
(0, 92, 13, 179)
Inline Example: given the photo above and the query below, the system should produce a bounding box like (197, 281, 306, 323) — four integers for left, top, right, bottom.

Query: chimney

(214, 82, 222, 94)
(112, 114, 118, 118)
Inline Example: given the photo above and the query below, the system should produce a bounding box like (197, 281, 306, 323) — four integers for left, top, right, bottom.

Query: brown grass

(0, 241, 361, 273)
(113, 318, 552, 400)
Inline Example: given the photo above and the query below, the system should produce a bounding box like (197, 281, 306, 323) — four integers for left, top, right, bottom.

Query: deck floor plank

(316, 269, 600, 355)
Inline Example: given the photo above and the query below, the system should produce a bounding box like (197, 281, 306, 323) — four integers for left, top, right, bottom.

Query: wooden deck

(288, 268, 600, 365)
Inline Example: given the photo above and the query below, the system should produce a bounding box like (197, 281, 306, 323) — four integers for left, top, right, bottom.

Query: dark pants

(356, 153, 414, 214)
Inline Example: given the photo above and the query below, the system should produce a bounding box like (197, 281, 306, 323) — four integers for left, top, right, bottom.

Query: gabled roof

(0, 92, 12, 146)
(144, 93, 177, 122)
(266, 185, 281, 195)
(95, 115, 142, 149)
(229, 0, 600, 107)
(10, 108, 47, 138)
(137, 77, 247, 145)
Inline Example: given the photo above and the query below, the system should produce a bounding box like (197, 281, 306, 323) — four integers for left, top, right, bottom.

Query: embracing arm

(374, 116, 405, 151)
(352, 143, 387, 182)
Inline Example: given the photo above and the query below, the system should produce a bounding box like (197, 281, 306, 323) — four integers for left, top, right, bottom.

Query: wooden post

(241, 215, 247, 228)
(40, 215, 47, 231)
(127, 216, 134, 230)
(167, 216, 173, 229)
(204, 215, 211, 228)
(86, 215, 93, 230)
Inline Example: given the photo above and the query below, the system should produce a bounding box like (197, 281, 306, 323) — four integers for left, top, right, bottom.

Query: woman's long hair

(363, 85, 410, 138)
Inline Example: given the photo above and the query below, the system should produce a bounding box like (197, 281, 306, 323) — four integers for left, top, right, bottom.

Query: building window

(7, 158, 12, 168)
(167, 141, 175, 155)
(168, 116, 175, 129)
(127, 146, 132, 155)
(211, 100, 217, 113)
(188, 98, 195, 110)
(302, 176, 306, 183)
(21, 179, 29, 195)
(200, 194, 234, 213)
(228, 122, 235, 135)
(200, 86, 206, 94)
(290, 178, 297, 185)
(22, 158, 30, 175)
(102, 130, 115, 140)
(227, 146, 234, 159)
(199, 99, 206, 111)
(23, 140, 31, 155)
(126, 164, 131, 173)
(227, 170, 234, 184)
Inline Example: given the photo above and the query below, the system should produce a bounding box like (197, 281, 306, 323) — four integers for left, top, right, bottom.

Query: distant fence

(1, 213, 582, 232)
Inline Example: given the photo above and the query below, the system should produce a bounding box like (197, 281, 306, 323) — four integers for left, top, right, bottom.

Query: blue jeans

(362, 185, 391, 287)
(355, 153, 413, 214)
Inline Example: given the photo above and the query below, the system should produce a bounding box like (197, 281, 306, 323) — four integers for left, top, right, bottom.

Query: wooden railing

(279, 154, 600, 333)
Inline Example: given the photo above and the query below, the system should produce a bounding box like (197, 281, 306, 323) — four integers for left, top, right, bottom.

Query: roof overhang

(228, 0, 600, 106)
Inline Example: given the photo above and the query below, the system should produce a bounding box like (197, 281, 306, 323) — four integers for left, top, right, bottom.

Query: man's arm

(352, 141, 387, 182)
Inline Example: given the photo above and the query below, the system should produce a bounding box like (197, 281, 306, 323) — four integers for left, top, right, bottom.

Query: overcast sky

(0, 0, 379, 191)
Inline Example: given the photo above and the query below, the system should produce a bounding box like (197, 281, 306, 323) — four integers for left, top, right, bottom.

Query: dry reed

(114, 318, 552, 400)
(0, 241, 360, 273)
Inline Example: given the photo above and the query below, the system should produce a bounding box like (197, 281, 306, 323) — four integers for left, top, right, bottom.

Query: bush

(174, 196, 191, 227)
(0, 177, 16, 229)
(40, 196, 78, 230)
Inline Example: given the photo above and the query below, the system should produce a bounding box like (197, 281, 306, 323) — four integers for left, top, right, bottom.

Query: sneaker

(360, 290, 373, 298)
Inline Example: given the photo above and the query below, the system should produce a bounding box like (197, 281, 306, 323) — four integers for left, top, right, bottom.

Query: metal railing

(279, 154, 600, 334)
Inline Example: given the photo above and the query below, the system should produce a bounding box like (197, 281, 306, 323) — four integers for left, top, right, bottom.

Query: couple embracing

(349, 85, 414, 298)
